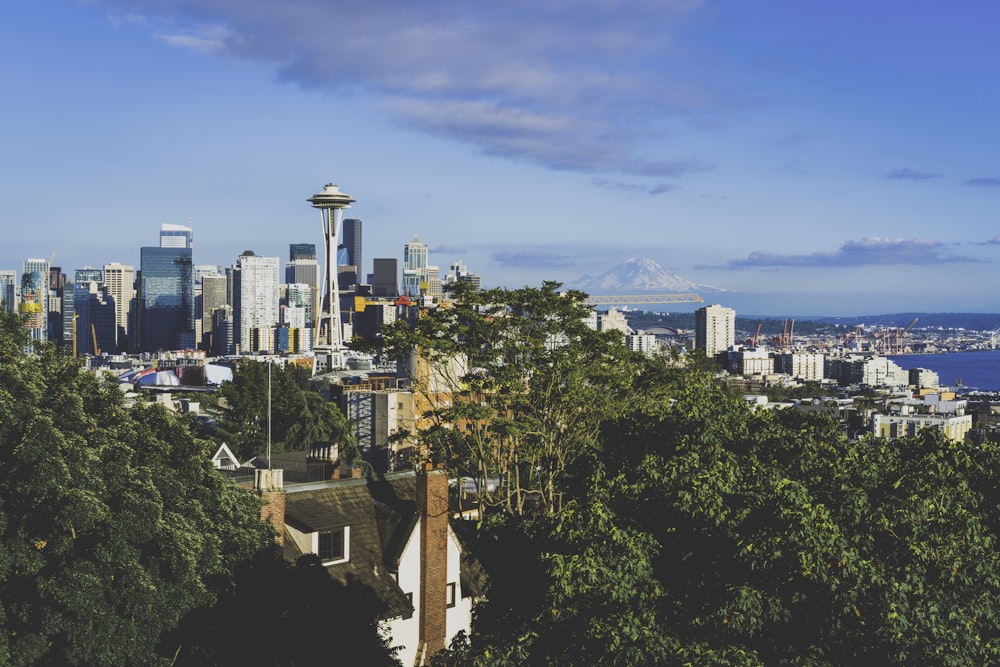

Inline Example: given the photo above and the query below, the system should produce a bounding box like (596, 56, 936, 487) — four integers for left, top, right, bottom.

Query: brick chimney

(255, 468, 285, 546)
(416, 462, 449, 660)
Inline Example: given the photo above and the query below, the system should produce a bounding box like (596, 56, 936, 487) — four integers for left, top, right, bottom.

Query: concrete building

(233, 252, 279, 354)
(909, 367, 940, 389)
(402, 236, 429, 298)
(0, 270, 15, 313)
(695, 304, 735, 358)
(598, 308, 630, 336)
(371, 258, 399, 298)
(775, 352, 826, 382)
(626, 333, 658, 355)
(728, 346, 774, 376)
(103, 262, 135, 351)
(159, 223, 193, 249)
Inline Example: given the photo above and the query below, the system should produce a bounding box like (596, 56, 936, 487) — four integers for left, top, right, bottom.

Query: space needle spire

(308, 179, 355, 373)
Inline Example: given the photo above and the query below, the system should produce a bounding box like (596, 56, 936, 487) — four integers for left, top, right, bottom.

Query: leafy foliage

(0, 311, 273, 666)
(380, 281, 637, 516)
(216, 360, 351, 461)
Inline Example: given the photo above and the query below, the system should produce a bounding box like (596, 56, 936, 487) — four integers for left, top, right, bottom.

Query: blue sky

(2, 0, 999, 316)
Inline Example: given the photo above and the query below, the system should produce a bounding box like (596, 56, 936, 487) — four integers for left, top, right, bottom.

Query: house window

(404, 592, 414, 619)
(317, 526, 349, 564)
(447, 582, 456, 608)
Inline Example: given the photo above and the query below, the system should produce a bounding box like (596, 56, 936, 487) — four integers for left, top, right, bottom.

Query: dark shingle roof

(283, 477, 412, 618)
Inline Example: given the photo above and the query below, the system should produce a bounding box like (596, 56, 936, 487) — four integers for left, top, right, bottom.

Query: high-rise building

(160, 223, 193, 249)
(695, 304, 736, 358)
(289, 243, 316, 261)
(0, 270, 15, 314)
(20, 259, 49, 343)
(444, 260, 481, 292)
(103, 262, 135, 351)
(201, 273, 228, 351)
(371, 258, 398, 298)
(233, 251, 279, 354)
(138, 246, 195, 352)
(402, 236, 428, 297)
(341, 218, 362, 274)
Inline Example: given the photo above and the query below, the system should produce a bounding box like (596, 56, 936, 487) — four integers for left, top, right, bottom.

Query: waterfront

(889, 349, 1000, 392)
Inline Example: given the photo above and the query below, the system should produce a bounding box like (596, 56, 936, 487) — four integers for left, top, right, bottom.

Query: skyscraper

(371, 258, 398, 298)
(160, 223, 193, 249)
(233, 251, 279, 354)
(695, 304, 736, 358)
(20, 258, 49, 342)
(289, 243, 316, 261)
(138, 246, 195, 352)
(200, 273, 228, 351)
(0, 270, 15, 314)
(341, 218, 362, 274)
(402, 236, 428, 297)
(103, 262, 134, 351)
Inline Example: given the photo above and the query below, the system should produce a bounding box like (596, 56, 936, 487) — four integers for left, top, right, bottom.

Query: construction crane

(747, 322, 763, 347)
(91, 324, 100, 356)
(583, 294, 703, 306)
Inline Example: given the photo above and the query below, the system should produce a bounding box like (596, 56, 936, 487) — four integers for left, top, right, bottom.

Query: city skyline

(2, 2, 1000, 316)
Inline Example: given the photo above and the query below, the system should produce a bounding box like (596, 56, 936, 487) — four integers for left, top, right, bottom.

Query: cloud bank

(96, 0, 714, 186)
(720, 237, 979, 269)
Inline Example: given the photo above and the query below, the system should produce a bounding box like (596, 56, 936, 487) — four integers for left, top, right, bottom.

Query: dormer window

(316, 526, 350, 565)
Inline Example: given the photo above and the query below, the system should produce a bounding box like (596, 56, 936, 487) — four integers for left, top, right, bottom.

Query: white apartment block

(696, 304, 735, 357)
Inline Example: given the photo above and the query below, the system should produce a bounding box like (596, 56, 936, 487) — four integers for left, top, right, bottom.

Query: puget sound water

(888, 349, 1000, 392)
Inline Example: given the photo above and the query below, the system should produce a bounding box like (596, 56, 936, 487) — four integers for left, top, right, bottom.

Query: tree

(445, 350, 1000, 665)
(380, 281, 637, 517)
(216, 360, 350, 461)
(0, 311, 274, 666)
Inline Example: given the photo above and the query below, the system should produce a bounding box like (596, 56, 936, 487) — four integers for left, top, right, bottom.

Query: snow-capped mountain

(567, 257, 728, 294)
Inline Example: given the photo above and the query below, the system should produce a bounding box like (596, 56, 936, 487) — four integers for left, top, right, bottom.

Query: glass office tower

(138, 246, 194, 352)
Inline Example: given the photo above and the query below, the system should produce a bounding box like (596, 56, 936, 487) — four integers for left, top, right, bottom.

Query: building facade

(233, 252, 279, 354)
(138, 246, 195, 352)
(695, 304, 736, 358)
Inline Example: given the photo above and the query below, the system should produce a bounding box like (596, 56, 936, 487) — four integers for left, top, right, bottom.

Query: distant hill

(567, 257, 728, 295)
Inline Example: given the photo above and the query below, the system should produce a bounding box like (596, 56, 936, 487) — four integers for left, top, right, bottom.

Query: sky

(2, 0, 999, 317)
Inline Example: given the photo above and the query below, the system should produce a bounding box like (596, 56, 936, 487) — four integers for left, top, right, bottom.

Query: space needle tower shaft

(308, 180, 355, 372)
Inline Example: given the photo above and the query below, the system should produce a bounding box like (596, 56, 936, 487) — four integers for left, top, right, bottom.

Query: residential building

(775, 352, 826, 382)
(270, 464, 475, 666)
(598, 308, 629, 336)
(233, 251, 279, 354)
(695, 304, 735, 358)
(910, 367, 940, 389)
(626, 333, 658, 355)
(728, 346, 774, 376)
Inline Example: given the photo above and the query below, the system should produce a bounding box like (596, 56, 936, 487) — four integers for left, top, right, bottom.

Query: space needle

(308, 179, 355, 373)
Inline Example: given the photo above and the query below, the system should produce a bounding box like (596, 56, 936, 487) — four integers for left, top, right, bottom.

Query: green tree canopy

(380, 281, 638, 517)
(0, 312, 273, 666)
(216, 360, 351, 461)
